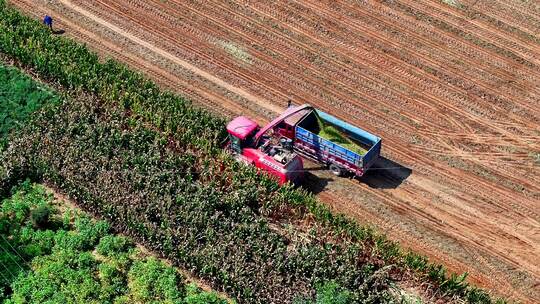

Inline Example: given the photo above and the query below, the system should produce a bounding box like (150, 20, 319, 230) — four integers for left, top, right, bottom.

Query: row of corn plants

(0, 1, 505, 303)
(0, 181, 228, 303)
(1, 93, 396, 302)
(0, 56, 364, 303)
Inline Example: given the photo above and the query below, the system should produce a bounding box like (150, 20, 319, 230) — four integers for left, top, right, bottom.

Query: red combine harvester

(226, 104, 382, 184)
(226, 115, 304, 185)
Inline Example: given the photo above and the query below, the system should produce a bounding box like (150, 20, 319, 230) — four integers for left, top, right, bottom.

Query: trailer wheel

(329, 163, 343, 176)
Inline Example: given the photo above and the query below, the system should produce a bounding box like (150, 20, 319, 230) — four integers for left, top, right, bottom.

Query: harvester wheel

(329, 163, 343, 176)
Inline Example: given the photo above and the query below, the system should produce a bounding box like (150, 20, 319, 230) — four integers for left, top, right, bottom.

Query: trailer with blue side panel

(292, 108, 382, 176)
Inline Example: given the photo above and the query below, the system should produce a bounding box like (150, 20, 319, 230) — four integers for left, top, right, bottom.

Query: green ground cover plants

(0, 182, 227, 303)
(0, 63, 59, 150)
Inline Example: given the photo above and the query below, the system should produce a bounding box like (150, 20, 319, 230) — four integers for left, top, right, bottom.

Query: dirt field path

(8, 0, 540, 302)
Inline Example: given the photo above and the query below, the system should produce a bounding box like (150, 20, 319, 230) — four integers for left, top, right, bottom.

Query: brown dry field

(9, 0, 540, 302)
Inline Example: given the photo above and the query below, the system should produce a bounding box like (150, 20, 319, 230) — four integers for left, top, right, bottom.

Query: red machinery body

(226, 116, 303, 185)
(226, 104, 382, 184)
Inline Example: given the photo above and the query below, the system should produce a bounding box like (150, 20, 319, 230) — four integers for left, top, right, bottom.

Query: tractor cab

(226, 116, 259, 153)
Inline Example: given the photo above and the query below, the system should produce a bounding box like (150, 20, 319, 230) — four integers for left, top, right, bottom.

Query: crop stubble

(8, 0, 540, 302)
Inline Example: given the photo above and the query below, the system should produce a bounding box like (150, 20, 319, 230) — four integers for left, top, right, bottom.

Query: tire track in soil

(304, 0, 540, 114)
(408, 0, 540, 62)
(7, 0, 540, 302)
(376, 0, 540, 72)
(459, 0, 540, 38)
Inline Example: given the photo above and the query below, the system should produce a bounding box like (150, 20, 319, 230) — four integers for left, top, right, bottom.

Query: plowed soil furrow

(376, 0, 539, 72)
(318, 0, 540, 109)
(410, 0, 540, 61)
(446, 0, 540, 47)
(344, 0, 540, 83)
(248, 0, 540, 142)
(7, 0, 540, 303)
(459, 0, 540, 38)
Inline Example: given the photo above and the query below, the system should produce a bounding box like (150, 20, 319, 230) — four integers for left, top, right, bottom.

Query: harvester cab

(227, 116, 258, 154)
(226, 116, 304, 185)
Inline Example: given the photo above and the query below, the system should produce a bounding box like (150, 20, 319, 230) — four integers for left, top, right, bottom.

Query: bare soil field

(9, 0, 540, 302)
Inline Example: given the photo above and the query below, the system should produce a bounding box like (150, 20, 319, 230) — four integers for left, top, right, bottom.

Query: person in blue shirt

(43, 15, 53, 30)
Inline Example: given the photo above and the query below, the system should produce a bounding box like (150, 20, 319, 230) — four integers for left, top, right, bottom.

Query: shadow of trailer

(357, 156, 412, 189)
(301, 155, 412, 194)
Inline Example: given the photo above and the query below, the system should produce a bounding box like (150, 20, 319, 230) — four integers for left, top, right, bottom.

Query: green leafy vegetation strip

(0, 64, 59, 150)
(0, 1, 506, 303)
(0, 182, 227, 303)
